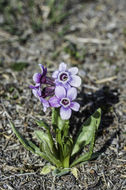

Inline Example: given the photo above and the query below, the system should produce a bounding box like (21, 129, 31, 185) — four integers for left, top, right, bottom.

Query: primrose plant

(10, 62, 101, 177)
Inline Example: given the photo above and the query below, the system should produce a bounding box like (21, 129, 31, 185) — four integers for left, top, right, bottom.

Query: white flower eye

(58, 72, 69, 83)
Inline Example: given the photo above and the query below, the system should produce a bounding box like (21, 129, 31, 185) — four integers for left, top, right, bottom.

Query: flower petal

(39, 97, 49, 112)
(49, 96, 60, 107)
(55, 81, 71, 90)
(32, 89, 38, 98)
(37, 88, 42, 97)
(69, 75, 81, 87)
(67, 87, 77, 100)
(70, 102, 80, 111)
(43, 106, 47, 112)
(55, 86, 66, 99)
(60, 107, 72, 120)
(29, 84, 40, 89)
(68, 67, 78, 75)
(52, 70, 59, 78)
(39, 64, 47, 75)
(39, 64, 44, 74)
(64, 83, 71, 89)
(33, 73, 41, 83)
(32, 87, 41, 98)
(59, 62, 67, 71)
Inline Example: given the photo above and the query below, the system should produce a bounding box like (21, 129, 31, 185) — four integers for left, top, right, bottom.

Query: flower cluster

(30, 62, 81, 120)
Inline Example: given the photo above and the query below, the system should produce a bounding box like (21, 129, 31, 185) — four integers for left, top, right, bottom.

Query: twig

(116, 159, 126, 162)
(65, 35, 111, 44)
(0, 172, 36, 181)
(83, 84, 99, 91)
(120, 175, 126, 178)
(102, 170, 107, 187)
(95, 76, 117, 84)
(3, 134, 14, 150)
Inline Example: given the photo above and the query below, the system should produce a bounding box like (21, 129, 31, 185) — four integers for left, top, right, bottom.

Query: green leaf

(36, 120, 49, 131)
(35, 130, 53, 152)
(35, 149, 52, 163)
(42, 140, 62, 167)
(52, 108, 71, 167)
(40, 165, 56, 175)
(62, 137, 73, 168)
(10, 120, 37, 153)
(36, 120, 57, 156)
(71, 108, 101, 156)
(63, 137, 73, 158)
(52, 168, 70, 177)
(70, 108, 101, 167)
(35, 130, 62, 167)
(9, 121, 54, 163)
(70, 134, 95, 167)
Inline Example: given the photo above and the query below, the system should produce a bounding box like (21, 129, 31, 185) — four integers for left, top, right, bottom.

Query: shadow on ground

(70, 85, 120, 158)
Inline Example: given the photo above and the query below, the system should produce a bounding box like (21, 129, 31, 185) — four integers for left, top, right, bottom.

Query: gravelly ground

(0, 0, 126, 189)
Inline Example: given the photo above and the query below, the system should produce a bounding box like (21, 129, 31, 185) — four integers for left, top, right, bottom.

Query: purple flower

(33, 64, 47, 85)
(49, 86, 80, 120)
(30, 64, 56, 112)
(30, 63, 81, 115)
(39, 97, 50, 112)
(52, 62, 81, 89)
(30, 84, 41, 98)
(29, 85, 49, 112)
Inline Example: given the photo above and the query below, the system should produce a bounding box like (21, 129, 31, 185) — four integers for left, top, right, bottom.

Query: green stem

(52, 107, 58, 127)
(56, 129, 64, 163)
(63, 155, 70, 168)
(52, 108, 71, 168)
